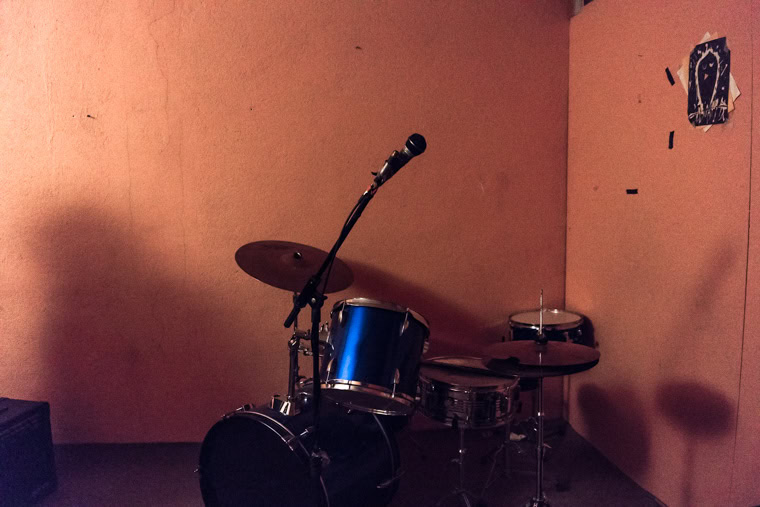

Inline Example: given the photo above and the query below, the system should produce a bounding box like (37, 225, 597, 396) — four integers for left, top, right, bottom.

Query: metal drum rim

(332, 297, 430, 331)
(509, 308, 584, 331)
(418, 373, 518, 394)
(419, 355, 519, 391)
(321, 380, 416, 416)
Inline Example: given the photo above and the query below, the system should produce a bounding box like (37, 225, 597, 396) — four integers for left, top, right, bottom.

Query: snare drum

(509, 309, 588, 345)
(417, 356, 519, 429)
(321, 298, 430, 416)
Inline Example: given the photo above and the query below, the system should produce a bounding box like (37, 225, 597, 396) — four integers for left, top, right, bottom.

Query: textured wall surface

(0, 1, 569, 442)
(567, 1, 757, 506)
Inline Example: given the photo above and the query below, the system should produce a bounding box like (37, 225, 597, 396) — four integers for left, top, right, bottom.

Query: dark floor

(41, 422, 661, 507)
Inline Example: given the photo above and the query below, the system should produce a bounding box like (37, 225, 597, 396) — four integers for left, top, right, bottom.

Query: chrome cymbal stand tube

(530, 374, 548, 507)
(531, 291, 549, 507)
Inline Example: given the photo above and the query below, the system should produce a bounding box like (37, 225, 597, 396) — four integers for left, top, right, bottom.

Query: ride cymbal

(482, 340, 600, 378)
(235, 240, 354, 293)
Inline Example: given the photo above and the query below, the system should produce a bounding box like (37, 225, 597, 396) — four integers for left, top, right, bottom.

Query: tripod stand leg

(436, 423, 479, 507)
(479, 421, 512, 499)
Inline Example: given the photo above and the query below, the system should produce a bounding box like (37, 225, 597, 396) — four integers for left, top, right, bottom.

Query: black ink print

(687, 37, 730, 126)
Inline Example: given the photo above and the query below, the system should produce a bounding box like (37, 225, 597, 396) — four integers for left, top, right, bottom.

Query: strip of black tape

(626, 189, 638, 195)
(669, 130, 674, 149)
(665, 67, 675, 86)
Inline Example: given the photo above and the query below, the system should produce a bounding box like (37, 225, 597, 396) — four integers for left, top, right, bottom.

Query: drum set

(197, 241, 601, 507)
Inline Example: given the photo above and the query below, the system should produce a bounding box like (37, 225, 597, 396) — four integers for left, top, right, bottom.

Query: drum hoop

(418, 373, 518, 394)
(509, 309, 583, 332)
(214, 409, 330, 505)
(333, 298, 430, 330)
(321, 380, 416, 416)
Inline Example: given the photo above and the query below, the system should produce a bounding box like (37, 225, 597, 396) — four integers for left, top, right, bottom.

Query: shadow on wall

(655, 380, 734, 506)
(33, 205, 252, 442)
(347, 260, 500, 356)
(576, 383, 651, 478)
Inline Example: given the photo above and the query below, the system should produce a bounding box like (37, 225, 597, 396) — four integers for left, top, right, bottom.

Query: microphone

(374, 133, 427, 188)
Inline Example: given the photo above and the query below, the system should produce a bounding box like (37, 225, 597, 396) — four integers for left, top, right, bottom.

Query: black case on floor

(0, 398, 57, 506)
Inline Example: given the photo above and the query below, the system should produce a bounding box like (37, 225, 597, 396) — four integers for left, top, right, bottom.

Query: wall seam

(730, 0, 755, 499)
(564, 13, 574, 424)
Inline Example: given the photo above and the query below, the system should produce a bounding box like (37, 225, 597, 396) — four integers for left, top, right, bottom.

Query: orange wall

(0, 1, 569, 442)
(567, 1, 757, 506)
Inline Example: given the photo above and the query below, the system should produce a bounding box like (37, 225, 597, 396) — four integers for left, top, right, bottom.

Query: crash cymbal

(482, 340, 600, 378)
(235, 241, 354, 293)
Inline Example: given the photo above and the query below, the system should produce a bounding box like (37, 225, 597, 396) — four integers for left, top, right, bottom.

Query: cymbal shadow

(655, 380, 734, 505)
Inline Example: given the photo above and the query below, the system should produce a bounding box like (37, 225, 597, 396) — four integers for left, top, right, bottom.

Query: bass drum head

(199, 412, 321, 507)
(199, 406, 400, 507)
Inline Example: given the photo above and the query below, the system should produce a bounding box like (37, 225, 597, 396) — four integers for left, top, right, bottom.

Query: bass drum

(198, 403, 400, 507)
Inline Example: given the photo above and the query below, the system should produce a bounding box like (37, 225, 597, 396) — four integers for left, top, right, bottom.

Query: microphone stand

(283, 181, 379, 489)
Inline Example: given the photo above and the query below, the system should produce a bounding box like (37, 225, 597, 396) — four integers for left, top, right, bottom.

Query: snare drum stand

(437, 416, 478, 507)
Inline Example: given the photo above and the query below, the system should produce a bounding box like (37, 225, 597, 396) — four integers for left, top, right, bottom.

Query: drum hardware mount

(271, 293, 315, 417)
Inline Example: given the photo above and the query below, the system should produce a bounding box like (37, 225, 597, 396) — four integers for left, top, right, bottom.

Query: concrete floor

(40, 421, 661, 507)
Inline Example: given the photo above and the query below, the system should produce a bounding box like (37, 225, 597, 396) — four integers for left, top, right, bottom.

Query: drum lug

(400, 312, 410, 335)
(324, 358, 336, 381)
(337, 301, 346, 326)
(391, 369, 401, 398)
(283, 425, 315, 451)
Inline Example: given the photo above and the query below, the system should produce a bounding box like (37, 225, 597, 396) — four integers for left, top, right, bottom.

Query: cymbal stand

(529, 373, 548, 507)
(436, 417, 478, 507)
(530, 295, 549, 507)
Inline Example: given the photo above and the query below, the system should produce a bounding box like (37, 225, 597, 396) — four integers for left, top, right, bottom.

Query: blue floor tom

(321, 298, 430, 416)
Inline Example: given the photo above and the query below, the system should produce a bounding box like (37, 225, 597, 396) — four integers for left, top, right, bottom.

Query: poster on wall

(687, 37, 730, 126)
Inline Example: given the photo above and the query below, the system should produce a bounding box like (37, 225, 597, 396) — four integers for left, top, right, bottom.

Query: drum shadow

(576, 383, 651, 478)
(654, 380, 734, 506)
(346, 260, 492, 356)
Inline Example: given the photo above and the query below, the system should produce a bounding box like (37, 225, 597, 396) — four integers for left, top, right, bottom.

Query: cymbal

(235, 241, 354, 293)
(482, 340, 600, 378)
